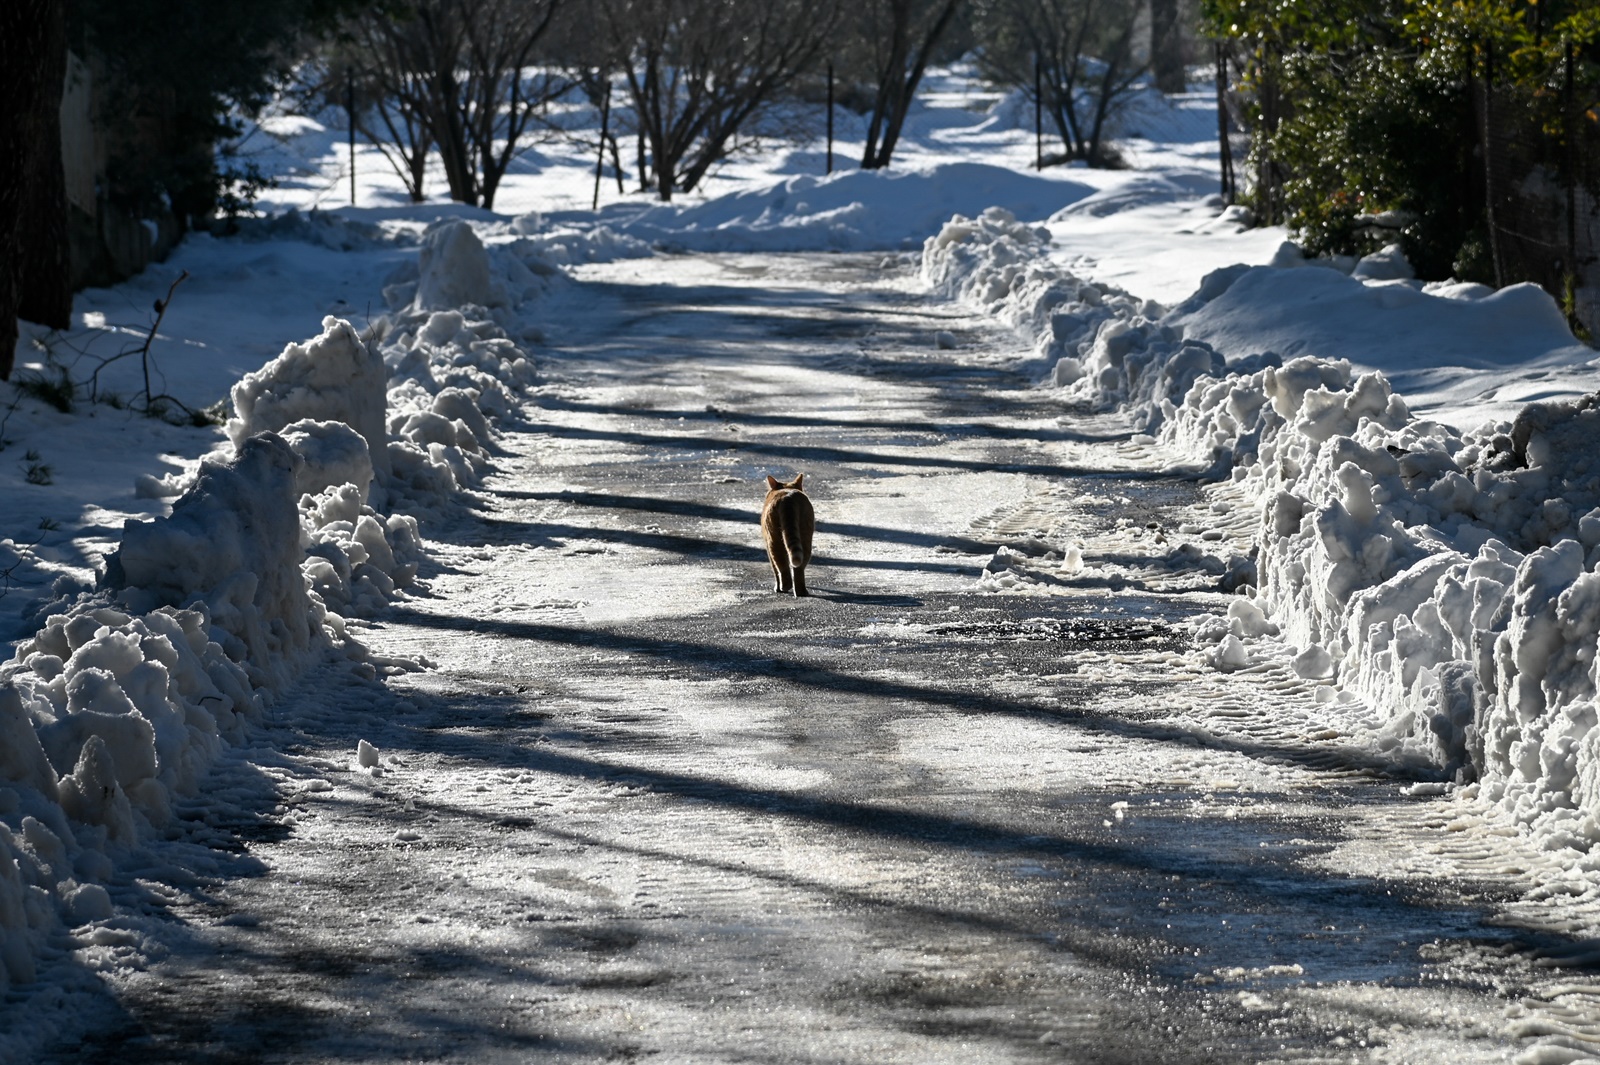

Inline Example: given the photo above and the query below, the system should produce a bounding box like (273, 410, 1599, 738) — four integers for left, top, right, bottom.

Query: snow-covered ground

(922, 207, 1600, 849)
(5, 58, 1600, 1058)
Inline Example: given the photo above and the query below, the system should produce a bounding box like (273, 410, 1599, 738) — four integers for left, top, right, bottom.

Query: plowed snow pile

(0, 218, 544, 1030)
(925, 208, 1600, 854)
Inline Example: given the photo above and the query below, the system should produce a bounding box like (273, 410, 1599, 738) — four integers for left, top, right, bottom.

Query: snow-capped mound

(229, 317, 392, 488)
(279, 419, 375, 505)
(1172, 262, 1589, 428)
(618, 163, 1095, 252)
(414, 220, 498, 311)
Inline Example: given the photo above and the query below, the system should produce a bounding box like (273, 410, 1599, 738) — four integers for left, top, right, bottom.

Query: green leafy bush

(1206, 0, 1600, 286)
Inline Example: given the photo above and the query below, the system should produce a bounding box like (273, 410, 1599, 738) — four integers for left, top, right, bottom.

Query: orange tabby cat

(761, 473, 815, 596)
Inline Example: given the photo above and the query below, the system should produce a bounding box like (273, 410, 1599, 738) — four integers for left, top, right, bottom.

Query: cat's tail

(783, 507, 810, 597)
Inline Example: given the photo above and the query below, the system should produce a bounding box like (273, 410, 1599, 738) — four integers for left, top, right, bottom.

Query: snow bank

(507, 216, 654, 265)
(0, 215, 542, 1005)
(0, 442, 309, 997)
(231, 223, 541, 521)
(926, 207, 1600, 854)
(922, 206, 1232, 432)
(616, 163, 1095, 253)
(0, 424, 413, 1002)
(1169, 364, 1600, 851)
(372, 221, 542, 517)
(229, 316, 392, 488)
(1174, 254, 1591, 427)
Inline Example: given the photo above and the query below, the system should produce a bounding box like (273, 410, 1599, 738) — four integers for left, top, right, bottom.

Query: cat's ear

(791, 473, 804, 489)
(764, 475, 781, 490)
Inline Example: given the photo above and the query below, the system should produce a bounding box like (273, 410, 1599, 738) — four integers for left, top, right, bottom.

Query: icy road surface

(48, 254, 1600, 1063)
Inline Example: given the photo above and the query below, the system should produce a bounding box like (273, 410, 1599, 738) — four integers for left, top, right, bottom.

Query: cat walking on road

(761, 474, 815, 597)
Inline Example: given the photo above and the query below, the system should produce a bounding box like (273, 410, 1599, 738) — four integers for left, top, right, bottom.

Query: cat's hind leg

(789, 544, 809, 597)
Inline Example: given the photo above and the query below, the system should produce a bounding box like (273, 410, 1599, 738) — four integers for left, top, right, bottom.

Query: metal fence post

(1034, 55, 1042, 170)
(1565, 39, 1578, 316)
(1483, 42, 1505, 289)
(593, 74, 611, 211)
(346, 72, 356, 206)
(1216, 42, 1233, 203)
(827, 61, 834, 175)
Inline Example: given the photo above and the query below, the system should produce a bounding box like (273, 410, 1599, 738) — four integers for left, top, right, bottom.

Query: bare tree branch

(598, 0, 841, 201)
(341, 0, 569, 209)
(859, 0, 965, 171)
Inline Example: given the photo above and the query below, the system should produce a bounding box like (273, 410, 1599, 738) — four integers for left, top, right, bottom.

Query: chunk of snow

(1210, 635, 1250, 673)
(1350, 243, 1415, 281)
(414, 220, 498, 311)
(1292, 644, 1334, 680)
(228, 316, 391, 487)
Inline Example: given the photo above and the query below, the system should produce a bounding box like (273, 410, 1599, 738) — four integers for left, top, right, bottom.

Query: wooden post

(826, 62, 834, 175)
(346, 72, 356, 206)
(593, 75, 611, 211)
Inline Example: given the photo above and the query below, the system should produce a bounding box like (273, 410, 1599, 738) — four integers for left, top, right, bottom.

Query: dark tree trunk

(431, 70, 480, 205)
(861, 0, 962, 171)
(859, 4, 908, 170)
(655, 140, 675, 202)
(0, 0, 71, 381)
(1149, 0, 1185, 94)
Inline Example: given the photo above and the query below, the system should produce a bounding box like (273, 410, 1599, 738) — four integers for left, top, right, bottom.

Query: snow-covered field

(5, 60, 1600, 1056)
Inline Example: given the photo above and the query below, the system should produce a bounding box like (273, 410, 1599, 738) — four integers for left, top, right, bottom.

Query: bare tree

(0, 0, 71, 381)
(857, 0, 965, 170)
(597, 0, 840, 201)
(975, 0, 1146, 167)
(346, 0, 568, 209)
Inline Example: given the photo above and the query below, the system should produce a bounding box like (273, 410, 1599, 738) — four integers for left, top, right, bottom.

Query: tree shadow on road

(518, 420, 1180, 482)
(377, 605, 1429, 784)
(531, 393, 1132, 446)
(303, 663, 1569, 1012)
